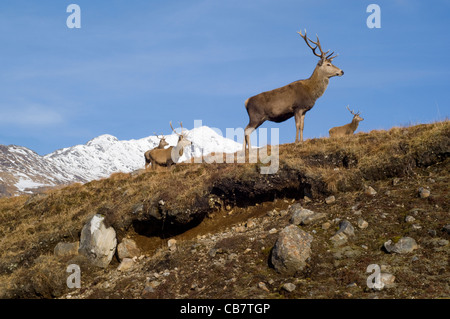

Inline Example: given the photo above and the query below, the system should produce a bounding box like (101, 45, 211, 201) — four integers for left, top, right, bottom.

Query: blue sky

(0, 0, 448, 155)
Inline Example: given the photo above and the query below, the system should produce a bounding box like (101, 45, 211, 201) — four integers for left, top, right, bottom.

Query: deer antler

(154, 132, 165, 139)
(170, 121, 186, 136)
(298, 29, 338, 61)
(298, 29, 331, 59)
(346, 105, 361, 116)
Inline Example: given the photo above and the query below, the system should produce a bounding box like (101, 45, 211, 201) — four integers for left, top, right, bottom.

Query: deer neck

(350, 118, 360, 131)
(304, 67, 329, 100)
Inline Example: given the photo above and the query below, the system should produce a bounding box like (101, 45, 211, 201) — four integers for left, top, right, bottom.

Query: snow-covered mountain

(0, 126, 243, 196)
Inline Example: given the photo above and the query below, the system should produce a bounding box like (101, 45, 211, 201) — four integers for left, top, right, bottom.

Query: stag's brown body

(329, 106, 364, 137)
(146, 123, 192, 170)
(243, 30, 344, 152)
(144, 135, 169, 170)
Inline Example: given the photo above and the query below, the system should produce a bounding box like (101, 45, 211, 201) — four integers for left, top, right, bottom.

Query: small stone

(234, 225, 246, 233)
(437, 239, 449, 246)
(117, 238, 141, 261)
(117, 258, 134, 272)
(357, 218, 368, 229)
(428, 229, 437, 237)
(279, 210, 288, 217)
(325, 196, 335, 204)
(322, 222, 331, 230)
(168, 239, 177, 252)
(380, 273, 395, 288)
(364, 185, 377, 196)
(412, 224, 422, 230)
(268, 228, 278, 234)
(330, 232, 348, 247)
(336, 220, 355, 237)
(303, 196, 312, 203)
(384, 237, 418, 254)
(405, 216, 416, 223)
(392, 178, 400, 186)
(418, 187, 430, 198)
(258, 282, 270, 292)
(54, 241, 79, 257)
(442, 225, 450, 235)
(282, 283, 296, 292)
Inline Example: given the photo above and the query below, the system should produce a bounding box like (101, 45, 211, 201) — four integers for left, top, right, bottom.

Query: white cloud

(0, 104, 64, 127)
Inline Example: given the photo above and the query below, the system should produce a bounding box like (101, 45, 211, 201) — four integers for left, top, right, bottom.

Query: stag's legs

(243, 125, 256, 153)
(294, 111, 306, 143)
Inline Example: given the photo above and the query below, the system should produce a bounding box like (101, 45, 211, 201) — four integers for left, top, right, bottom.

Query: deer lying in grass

(243, 29, 344, 153)
(144, 133, 169, 170)
(329, 106, 364, 137)
(146, 122, 192, 170)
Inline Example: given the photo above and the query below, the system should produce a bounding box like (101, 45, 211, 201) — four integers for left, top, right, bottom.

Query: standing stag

(328, 106, 364, 137)
(144, 133, 169, 170)
(243, 29, 344, 152)
(146, 122, 192, 170)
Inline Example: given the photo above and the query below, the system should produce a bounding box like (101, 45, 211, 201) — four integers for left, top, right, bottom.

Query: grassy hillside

(0, 121, 448, 298)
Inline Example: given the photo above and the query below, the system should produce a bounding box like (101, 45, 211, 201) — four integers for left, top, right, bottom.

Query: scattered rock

(234, 225, 246, 233)
(357, 218, 368, 229)
(364, 185, 377, 196)
(330, 232, 348, 247)
(78, 214, 117, 268)
(271, 225, 313, 275)
(303, 196, 312, 203)
(282, 283, 296, 292)
(384, 237, 418, 254)
(268, 228, 278, 234)
(336, 220, 355, 237)
(258, 282, 270, 292)
(325, 196, 335, 204)
(246, 219, 257, 229)
(322, 222, 331, 230)
(290, 206, 326, 226)
(168, 239, 177, 252)
(333, 246, 362, 260)
(428, 229, 437, 237)
(443, 225, 450, 235)
(117, 238, 140, 261)
(54, 241, 79, 257)
(117, 258, 134, 272)
(418, 187, 430, 198)
(437, 239, 449, 246)
(380, 273, 396, 288)
(405, 216, 416, 223)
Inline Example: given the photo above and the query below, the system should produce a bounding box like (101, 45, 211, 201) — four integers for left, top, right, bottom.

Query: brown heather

(0, 120, 448, 298)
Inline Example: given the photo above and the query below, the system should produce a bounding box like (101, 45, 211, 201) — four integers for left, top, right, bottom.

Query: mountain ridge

(0, 126, 243, 196)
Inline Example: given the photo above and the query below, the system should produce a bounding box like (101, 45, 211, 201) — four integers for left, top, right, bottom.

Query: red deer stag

(328, 106, 364, 137)
(144, 133, 169, 170)
(146, 122, 192, 170)
(243, 30, 344, 153)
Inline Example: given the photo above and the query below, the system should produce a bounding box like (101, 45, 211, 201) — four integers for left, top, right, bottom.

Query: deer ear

(317, 59, 324, 66)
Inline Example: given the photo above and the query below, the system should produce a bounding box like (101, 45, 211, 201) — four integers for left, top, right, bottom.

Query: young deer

(146, 122, 192, 170)
(144, 133, 169, 170)
(328, 106, 364, 137)
(243, 29, 344, 153)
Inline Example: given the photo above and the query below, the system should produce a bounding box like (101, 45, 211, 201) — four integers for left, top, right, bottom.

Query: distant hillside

(0, 126, 242, 196)
(0, 121, 448, 299)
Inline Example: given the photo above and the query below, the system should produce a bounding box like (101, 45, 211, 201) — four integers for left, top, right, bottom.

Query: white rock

(78, 214, 117, 268)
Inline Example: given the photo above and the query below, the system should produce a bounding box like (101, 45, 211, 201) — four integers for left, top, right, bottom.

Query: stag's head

(154, 132, 169, 149)
(298, 30, 344, 78)
(170, 121, 192, 148)
(347, 106, 364, 122)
